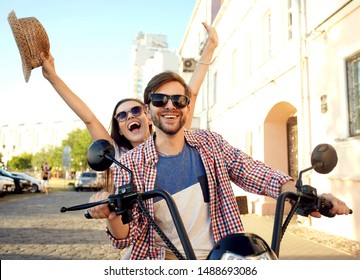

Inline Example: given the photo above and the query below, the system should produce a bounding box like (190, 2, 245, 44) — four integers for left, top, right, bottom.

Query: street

(1, 188, 359, 260)
(0, 189, 121, 260)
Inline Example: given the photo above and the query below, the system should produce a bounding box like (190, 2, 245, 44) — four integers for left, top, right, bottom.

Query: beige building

(0, 120, 84, 167)
(130, 32, 180, 100)
(179, 0, 360, 241)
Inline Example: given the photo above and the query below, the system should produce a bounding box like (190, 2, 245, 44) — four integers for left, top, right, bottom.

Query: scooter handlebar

(318, 197, 352, 217)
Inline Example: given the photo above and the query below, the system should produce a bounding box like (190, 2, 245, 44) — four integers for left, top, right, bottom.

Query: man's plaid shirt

(108, 129, 292, 259)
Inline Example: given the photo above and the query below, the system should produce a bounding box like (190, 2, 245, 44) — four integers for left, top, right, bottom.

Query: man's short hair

(143, 71, 192, 105)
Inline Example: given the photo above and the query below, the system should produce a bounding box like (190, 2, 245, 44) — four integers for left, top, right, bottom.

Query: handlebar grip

(319, 198, 353, 216)
(84, 210, 93, 219)
(318, 198, 335, 218)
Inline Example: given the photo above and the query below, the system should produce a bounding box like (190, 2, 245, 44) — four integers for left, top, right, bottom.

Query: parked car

(74, 171, 105, 191)
(0, 175, 16, 197)
(10, 172, 44, 193)
(0, 169, 31, 194)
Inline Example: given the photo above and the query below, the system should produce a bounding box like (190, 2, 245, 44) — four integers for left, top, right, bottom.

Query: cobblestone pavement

(0, 189, 121, 260)
(1, 188, 360, 260)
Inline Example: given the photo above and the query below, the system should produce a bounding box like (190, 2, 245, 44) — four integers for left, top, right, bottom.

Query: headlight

(207, 233, 278, 260)
(220, 251, 276, 260)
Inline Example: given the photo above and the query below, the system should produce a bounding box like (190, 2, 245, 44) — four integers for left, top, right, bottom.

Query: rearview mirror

(311, 144, 338, 174)
(86, 139, 115, 171)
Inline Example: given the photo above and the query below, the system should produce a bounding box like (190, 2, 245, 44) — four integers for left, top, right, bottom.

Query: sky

(0, 0, 197, 127)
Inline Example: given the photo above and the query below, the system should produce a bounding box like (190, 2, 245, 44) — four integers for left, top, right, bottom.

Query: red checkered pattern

(108, 129, 292, 259)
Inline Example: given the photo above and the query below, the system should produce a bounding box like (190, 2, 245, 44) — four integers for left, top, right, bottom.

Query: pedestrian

(87, 71, 351, 260)
(41, 162, 51, 195)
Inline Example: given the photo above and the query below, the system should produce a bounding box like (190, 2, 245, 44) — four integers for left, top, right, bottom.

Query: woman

(42, 23, 217, 258)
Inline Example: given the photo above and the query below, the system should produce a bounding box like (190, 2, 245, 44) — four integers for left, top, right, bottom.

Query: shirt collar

(184, 129, 197, 148)
(144, 129, 198, 163)
(144, 133, 158, 163)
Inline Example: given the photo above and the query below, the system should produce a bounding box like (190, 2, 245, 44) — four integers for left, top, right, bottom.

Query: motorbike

(60, 139, 353, 260)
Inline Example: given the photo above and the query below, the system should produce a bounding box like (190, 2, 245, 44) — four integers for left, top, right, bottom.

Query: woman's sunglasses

(114, 105, 143, 122)
(150, 93, 190, 109)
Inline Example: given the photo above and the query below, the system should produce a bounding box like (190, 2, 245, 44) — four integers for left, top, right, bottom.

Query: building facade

(179, 0, 360, 241)
(130, 32, 180, 100)
(0, 120, 84, 168)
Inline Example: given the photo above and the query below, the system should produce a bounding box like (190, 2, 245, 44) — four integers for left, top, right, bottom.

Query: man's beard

(151, 110, 186, 135)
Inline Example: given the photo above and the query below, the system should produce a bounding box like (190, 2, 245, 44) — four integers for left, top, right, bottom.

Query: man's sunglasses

(114, 105, 143, 122)
(150, 93, 190, 109)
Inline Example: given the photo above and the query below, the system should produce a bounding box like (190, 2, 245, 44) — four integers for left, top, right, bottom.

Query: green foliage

(32, 145, 63, 171)
(8, 152, 33, 170)
(61, 128, 92, 170)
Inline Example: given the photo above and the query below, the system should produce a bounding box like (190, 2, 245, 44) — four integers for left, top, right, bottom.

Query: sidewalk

(241, 214, 360, 260)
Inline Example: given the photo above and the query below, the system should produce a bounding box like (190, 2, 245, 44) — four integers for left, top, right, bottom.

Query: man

(88, 71, 351, 260)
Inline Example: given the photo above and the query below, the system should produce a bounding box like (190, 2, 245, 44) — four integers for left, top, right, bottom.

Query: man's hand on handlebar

(311, 193, 351, 218)
(88, 192, 117, 220)
(281, 180, 352, 218)
(87, 191, 130, 240)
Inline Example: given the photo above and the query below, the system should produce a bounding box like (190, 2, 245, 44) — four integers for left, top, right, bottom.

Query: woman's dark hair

(143, 71, 192, 105)
(105, 98, 152, 194)
(110, 98, 153, 150)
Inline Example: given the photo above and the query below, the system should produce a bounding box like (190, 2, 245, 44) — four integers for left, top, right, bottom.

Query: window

(245, 34, 253, 77)
(232, 49, 238, 87)
(262, 11, 272, 60)
(211, 0, 222, 24)
(287, 0, 293, 40)
(210, 71, 218, 107)
(346, 52, 360, 136)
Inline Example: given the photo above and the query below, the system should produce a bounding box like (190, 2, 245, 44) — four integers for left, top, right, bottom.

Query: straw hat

(7, 10, 50, 82)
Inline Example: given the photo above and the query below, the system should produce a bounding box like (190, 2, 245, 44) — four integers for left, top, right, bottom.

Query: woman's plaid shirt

(109, 129, 292, 259)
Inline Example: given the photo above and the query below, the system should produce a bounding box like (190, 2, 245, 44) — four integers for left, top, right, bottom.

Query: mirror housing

(86, 139, 115, 171)
(311, 144, 338, 174)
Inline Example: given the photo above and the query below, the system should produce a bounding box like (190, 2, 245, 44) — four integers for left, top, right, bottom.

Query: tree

(8, 152, 33, 171)
(5, 128, 92, 175)
(32, 146, 61, 172)
(0, 151, 4, 167)
(61, 128, 92, 171)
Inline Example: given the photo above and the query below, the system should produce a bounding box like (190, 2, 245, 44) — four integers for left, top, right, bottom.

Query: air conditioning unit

(182, 58, 196, 72)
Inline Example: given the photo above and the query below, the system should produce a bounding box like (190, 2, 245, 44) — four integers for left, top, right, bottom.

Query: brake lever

(60, 198, 110, 213)
(82, 195, 122, 219)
